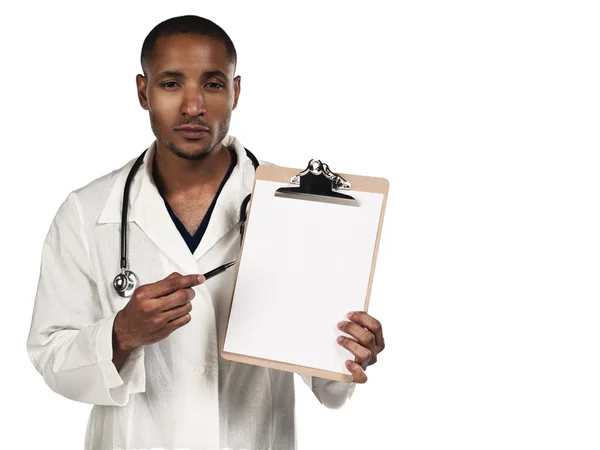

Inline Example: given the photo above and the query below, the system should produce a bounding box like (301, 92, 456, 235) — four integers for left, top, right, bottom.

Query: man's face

(136, 33, 240, 160)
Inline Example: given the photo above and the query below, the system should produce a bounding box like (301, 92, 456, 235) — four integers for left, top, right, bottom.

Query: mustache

(173, 120, 211, 129)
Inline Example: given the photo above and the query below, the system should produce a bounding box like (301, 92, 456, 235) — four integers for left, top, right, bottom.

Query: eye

(161, 81, 180, 89)
(205, 82, 224, 90)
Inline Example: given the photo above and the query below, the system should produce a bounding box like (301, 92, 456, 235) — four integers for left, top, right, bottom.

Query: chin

(168, 141, 213, 161)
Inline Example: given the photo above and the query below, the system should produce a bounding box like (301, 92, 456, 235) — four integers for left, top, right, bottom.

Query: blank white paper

(223, 180, 384, 375)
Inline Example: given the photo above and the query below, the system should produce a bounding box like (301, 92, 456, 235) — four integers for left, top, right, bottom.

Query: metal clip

(290, 159, 351, 190)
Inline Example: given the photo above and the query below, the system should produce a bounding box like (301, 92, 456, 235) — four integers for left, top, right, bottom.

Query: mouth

(174, 126, 210, 139)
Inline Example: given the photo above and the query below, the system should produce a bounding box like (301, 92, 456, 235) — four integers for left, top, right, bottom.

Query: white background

(1, 1, 599, 449)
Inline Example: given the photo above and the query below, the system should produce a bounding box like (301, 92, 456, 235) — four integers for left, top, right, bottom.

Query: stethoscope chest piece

(113, 269, 139, 298)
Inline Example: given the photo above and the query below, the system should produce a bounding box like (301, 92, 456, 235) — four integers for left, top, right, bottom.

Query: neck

(152, 141, 232, 198)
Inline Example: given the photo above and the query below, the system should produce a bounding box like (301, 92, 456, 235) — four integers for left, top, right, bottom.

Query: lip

(175, 127, 209, 139)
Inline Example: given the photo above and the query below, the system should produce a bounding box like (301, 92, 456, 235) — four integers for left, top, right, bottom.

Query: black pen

(202, 261, 237, 281)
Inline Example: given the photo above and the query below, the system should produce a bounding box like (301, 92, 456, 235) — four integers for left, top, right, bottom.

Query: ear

(232, 75, 241, 110)
(136, 74, 149, 110)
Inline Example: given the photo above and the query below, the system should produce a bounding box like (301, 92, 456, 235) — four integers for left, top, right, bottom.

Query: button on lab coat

(26, 135, 355, 450)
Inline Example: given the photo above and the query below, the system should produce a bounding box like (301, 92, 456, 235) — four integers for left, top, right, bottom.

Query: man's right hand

(112, 272, 205, 370)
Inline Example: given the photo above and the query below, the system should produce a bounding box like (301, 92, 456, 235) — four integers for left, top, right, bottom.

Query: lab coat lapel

(131, 145, 199, 274)
(192, 138, 255, 260)
(97, 142, 199, 275)
(191, 165, 239, 260)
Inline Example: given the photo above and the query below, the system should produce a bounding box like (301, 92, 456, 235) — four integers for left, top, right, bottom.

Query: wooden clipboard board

(221, 160, 389, 382)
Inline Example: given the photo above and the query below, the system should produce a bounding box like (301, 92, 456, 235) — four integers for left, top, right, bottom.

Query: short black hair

(140, 15, 237, 75)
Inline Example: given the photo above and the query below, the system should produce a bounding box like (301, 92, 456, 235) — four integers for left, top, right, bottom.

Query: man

(27, 15, 385, 449)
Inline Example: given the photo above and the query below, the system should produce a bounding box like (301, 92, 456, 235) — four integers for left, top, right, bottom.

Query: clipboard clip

(274, 159, 359, 206)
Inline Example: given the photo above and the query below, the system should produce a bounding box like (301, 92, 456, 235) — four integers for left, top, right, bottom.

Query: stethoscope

(113, 147, 260, 298)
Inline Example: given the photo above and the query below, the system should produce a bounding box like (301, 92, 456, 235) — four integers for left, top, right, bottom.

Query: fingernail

(197, 275, 205, 283)
(337, 321, 345, 329)
(346, 312, 354, 319)
(337, 336, 344, 343)
(345, 360, 352, 366)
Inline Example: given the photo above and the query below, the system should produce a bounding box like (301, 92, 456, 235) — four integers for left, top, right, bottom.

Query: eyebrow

(203, 70, 228, 80)
(155, 70, 185, 80)
(155, 70, 229, 80)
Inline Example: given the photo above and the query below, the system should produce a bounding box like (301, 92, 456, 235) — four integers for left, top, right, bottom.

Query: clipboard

(221, 159, 389, 382)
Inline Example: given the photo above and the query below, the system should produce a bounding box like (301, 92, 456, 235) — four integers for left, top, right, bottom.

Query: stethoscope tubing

(114, 146, 259, 297)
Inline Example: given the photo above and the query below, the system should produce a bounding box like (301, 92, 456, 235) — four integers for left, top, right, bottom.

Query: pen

(202, 261, 237, 281)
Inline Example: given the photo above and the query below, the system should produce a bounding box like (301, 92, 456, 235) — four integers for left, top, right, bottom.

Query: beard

(167, 141, 213, 161)
(150, 112, 231, 161)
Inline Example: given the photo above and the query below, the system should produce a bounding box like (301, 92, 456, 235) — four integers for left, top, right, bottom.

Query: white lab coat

(26, 135, 355, 450)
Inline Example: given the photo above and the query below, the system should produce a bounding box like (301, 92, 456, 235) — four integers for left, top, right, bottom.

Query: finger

(337, 320, 375, 350)
(146, 274, 205, 298)
(158, 311, 192, 337)
(346, 311, 384, 352)
(162, 300, 192, 324)
(164, 272, 182, 280)
(336, 336, 372, 366)
(134, 272, 183, 304)
(345, 360, 368, 384)
(158, 287, 196, 312)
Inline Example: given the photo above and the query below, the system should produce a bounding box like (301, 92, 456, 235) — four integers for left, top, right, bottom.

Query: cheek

(207, 93, 234, 113)
(210, 99, 234, 123)
(148, 90, 180, 123)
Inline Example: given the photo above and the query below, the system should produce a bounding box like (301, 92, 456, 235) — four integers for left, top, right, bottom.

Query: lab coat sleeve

(26, 193, 146, 406)
(299, 374, 356, 409)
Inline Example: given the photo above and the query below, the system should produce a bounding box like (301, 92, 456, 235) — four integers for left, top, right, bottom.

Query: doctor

(27, 15, 386, 450)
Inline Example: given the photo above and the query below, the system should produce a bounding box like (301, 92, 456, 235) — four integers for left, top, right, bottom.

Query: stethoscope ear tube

(239, 193, 252, 246)
(239, 148, 259, 246)
(120, 151, 147, 271)
(113, 151, 146, 298)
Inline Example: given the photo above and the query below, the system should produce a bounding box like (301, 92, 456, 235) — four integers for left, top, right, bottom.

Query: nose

(180, 85, 206, 117)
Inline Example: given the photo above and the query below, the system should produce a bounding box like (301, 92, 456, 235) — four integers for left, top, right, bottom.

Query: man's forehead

(147, 33, 234, 77)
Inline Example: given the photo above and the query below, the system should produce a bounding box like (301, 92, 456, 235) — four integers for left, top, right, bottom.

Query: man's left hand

(336, 311, 385, 383)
